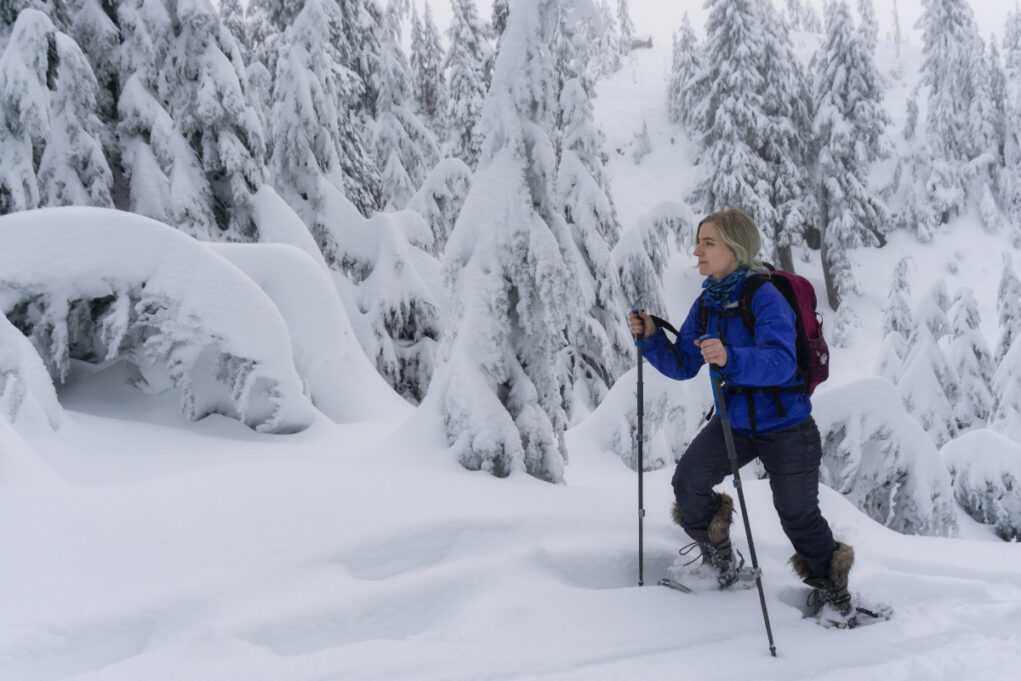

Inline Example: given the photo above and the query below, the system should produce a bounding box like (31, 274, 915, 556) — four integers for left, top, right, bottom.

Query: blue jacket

(638, 280, 811, 435)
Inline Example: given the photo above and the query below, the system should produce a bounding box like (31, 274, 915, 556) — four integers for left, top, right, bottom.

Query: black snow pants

(671, 414, 837, 577)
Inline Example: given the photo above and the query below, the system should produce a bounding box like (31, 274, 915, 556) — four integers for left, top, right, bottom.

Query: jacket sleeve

(637, 299, 705, 380)
(720, 283, 799, 387)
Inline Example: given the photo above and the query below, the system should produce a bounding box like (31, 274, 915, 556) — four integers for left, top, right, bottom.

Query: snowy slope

(3, 8, 1021, 681)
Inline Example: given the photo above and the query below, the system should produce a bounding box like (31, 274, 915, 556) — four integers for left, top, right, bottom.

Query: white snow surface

(3, 16, 1021, 681)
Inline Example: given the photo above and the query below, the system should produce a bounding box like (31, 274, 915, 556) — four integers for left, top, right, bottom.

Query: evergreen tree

(899, 326, 958, 446)
(760, 1, 815, 273)
(492, 0, 509, 43)
(269, 0, 377, 262)
(812, 0, 888, 312)
(40, 27, 113, 208)
(0, 8, 55, 214)
(374, 0, 440, 209)
(1000, 9, 1021, 243)
(431, 0, 576, 483)
(158, 0, 267, 241)
(914, 279, 951, 341)
(947, 287, 995, 430)
(857, 0, 878, 54)
(990, 337, 1021, 442)
(218, 0, 249, 60)
(667, 13, 700, 127)
(590, 0, 621, 78)
(445, 0, 491, 169)
(556, 7, 630, 417)
(995, 252, 1021, 360)
(883, 257, 914, 337)
(410, 1, 446, 137)
(916, 0, 988, 226)
(616, 0, 633, 56)
(246, 0, 286, 77)
(690, 0, 773, 249)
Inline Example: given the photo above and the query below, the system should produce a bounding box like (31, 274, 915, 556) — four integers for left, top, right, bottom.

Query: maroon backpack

(699, 264, 829, 395)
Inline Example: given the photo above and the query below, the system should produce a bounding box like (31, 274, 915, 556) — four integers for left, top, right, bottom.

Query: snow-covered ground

(3, 14, 1021, 681)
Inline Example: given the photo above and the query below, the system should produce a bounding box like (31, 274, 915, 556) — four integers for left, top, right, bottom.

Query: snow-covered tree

(667, 14, 700, 127)
(245, 0, 286, 77)
(157, 0, 266, 241)
(218, 0, 248, 59)
(492, 0, 509, 42)
(815, 377, 958, 537)
(69, 0, 120, 178)
(916, 0, 987, 225)
(812, 0, 888, 312)
(899, 326, 958, 446)
(373, 0, 440, 209)
(269, 0, 377, 265)
(1001, 8, 1021, 241)
(690, 0, 773, 244)
(856, 0, 878, 54)
(0, 9, 55, 214)
(0, 309, 62, 429)
(947, 287, 995, 430)
(445, 0, 491, 169)
(786, 0, 822, 33)
(995, 252, 1021, 360)
(410, 1, 447, 136)
(589, 0, 621, 78)
(406, 156, 472, 255)
(883, 257, 914, 337)
(944, 431, 1021, 541)
(873, 331, 907, 384)
(337, 0, 383, 117)
(760, 1, 815, 273)
(616, 0, 633, 56)
(0, 208, 319, 433)
(613, 201, 695, 318)
(914, 278, 951, 341)
(557, 46, 631, 416)
(990, 337, 1021, 443)
(428, 0, 578, 483)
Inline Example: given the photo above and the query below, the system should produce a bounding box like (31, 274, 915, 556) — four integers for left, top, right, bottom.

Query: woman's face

(694, 222, 739, 280)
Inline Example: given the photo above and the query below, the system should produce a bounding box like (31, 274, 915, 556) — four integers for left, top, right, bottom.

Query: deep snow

(3, 8, 1021, 681)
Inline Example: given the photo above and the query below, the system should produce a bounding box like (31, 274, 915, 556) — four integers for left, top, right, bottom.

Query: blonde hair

(697, 208, 764, 270)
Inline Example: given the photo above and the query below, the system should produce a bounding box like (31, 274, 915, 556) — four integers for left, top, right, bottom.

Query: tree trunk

(821, 236, 841, 311)
(778, 243, 795, 274)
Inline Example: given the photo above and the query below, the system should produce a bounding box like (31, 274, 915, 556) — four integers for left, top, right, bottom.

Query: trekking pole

(633, 309, 645, 586)
(702, 335, 777, 657)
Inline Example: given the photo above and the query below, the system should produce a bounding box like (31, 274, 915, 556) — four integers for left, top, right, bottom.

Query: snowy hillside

(2, 1, 1021, 680)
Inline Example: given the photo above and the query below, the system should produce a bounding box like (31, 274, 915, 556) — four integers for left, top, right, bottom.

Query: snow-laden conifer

(914, 278, 951, 341)
(589, 0, 621, 78)
(410, 2, 447, 137)
(667, 14, 700, 127)
(1001, 9, 1021, 245)
(406, 156, 472, 256)
(690, 0, 772, 245)
(873, 331, 907, 384)
(613, 201, 695, 319)
(0, 310, 62, 429)
(0, 207, 317, 433)
(943, 430, 1021, 540)
(373, 0, 440, 209)
(445, 0, 491, 170)
(616, 0, 633, 56)
(899, 326, 958, 446)
(69, 0, 120, 168)
(760, 0, 815, 272)
(218, 0, 248, 58)
(39, 29, 112, 208)
(882, 257, 914, 337)
(815, 377, 958, 536)
(492, 0, 509, 42)
(990, 337, 1021, 443)
(812, 0, 888, 313)
(557, 32, 631, 416)
(995, 252, 1021, 360)
(856, 0, 878, 54)
(428, 0, 577, 483)
(947, 287, 995, 430)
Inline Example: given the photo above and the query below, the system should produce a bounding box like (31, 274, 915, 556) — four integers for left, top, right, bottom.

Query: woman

(628, 208, 853, 619)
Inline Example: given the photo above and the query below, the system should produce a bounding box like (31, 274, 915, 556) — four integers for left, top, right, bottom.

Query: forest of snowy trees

(1, 1, 1020, 537)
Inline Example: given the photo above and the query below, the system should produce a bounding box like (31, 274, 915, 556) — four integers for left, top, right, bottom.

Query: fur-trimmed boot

(674, 493, 742, 588)
(791, 542, 854, 618)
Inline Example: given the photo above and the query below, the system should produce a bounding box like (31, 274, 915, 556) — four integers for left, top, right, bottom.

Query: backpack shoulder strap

(736, 272, 771, 332)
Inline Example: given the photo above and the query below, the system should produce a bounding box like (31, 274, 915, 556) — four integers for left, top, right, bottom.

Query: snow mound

(813, 377, 958, 536)
(942, 429, 1021, 541)
(0, 207, 315, 433)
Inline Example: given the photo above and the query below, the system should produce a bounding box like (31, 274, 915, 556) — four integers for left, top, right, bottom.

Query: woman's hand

(694, 337, 728, 367)
(629, 310, 656, 339)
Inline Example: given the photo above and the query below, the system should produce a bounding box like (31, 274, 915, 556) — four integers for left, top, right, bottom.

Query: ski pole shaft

(702, 335, 776, 657)
(634, 309, 645, 587)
